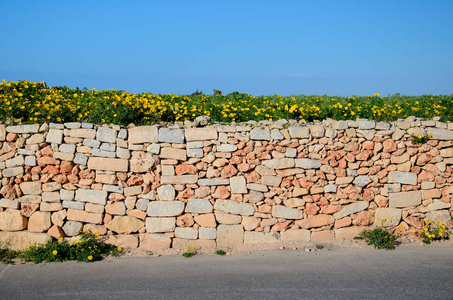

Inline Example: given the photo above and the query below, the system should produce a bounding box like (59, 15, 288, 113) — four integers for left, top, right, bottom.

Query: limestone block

(295, 158, 321, 169)
(272, 206, 303, 219)
(389, 191, 421, 208)
(28, 211, 51, 233)
(214, 199, 255, 216)
(0, 209, 28, 231)
(250, 129, 271, 140)
(158, 128, 185, 144)
(96, 127, 116, 143)
(230, 176, 247, 194)
(296, 214, 335, 229)
(105, 216, 145, 233)
(20, 181, 41, 195)
(185, 127, 217, 141)
(374, 208, 402, 227)
(87, 157, 128, 172)
(128, 126, 159, 144)
(427, 127, 453, 140)
(160, 147, 186, 161)
(6, 124, 39, 134)
(67, 209, 103, 224)
(161, 175, 198, 185)
(146, 217, 176, 233)
(75, 189, 108, 205)
(199, 227, 217, 240)
(147, 201, 185, 217)
(217, 224, 243, 246)
(288, 126, 310, 139)
(62, 221, 83, 236)
(262, 158, 295, 170)
(334, 201, 369, 220)
(0, 231, 52, 251)
(198, 178, 229, 186)
(388, 171, 417, 185)
(157, 185, 176, 201)
(175, 227, 198, 239)
(139, 233, 172, 251)
(185, 199, 213, 213)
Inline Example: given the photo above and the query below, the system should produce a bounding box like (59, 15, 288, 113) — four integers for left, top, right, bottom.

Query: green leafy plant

(182, 246, 198, 258)
(215, 248, 226, 256)
(416, 221, 450, 244)
(0, 246, 18, 264)
(20, 231, 121, 264)
(315, 244, 324, 250)
(410, 133, 431, 144)
(355, 227, 398, 250)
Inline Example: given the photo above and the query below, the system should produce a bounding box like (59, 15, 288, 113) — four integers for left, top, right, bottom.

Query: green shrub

(19, 231, 121, 264)
(416, 221, 450, 244)
(182, 246, 197, 258)
(355, 227, 398, 250)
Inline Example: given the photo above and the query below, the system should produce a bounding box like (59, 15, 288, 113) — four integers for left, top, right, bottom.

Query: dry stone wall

(0, 117, 452, 251)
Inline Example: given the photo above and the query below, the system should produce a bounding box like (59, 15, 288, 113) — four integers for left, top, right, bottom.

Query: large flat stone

(105, 216, 145, 233)
(128, 126, 159, 143)
(75, 189, 108, 205)
(262, 158, 295, 170)
(214, 200, 255, 216)
(374, 208, 402, 227)
(87, 157, 128, 172)
(334, 201, 369, 220)
(66, 209, 103, 224)
(272, 206, 303, 219)
(139, 233, 172, 251)
(185, 199, 213, 213)
(160, 147, 187, 161)
(427, 127, 453, 140)
(388, 171, 417, 185)
(230, 176, 247, 194)
(295, 158, 322, 169)
(389, 191, 422, 208)
(158, 128, 185, 144)
(6, 124, 39, 133)
(0, 209, 27, 231)
(198, 178, 229, 186)
(185, 127, 217, 141)
(161, 175, 198, 185)
(0, 231, 52, 251)
(146, 217, 176, 233)
(296, 214, 335, 229)
(147, 201, 185, 217)
(217, 224, 243, 246)
(288, 126, 310, 139)
(250, 129, 271, 140)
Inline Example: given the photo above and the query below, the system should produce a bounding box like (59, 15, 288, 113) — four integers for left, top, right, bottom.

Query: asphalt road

(1, 246, 453, 300)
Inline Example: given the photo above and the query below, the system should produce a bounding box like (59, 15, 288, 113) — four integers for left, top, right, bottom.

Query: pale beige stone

(105, 216, 145, 233)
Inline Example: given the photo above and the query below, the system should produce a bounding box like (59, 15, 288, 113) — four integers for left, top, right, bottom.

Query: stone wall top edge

(2, 116, 452, 133)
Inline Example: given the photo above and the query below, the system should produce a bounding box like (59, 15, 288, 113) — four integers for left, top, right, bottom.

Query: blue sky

(1, 0, 452, 96)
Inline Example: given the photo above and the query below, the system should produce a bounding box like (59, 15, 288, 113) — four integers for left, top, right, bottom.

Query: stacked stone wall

(0, 117, 452, 250)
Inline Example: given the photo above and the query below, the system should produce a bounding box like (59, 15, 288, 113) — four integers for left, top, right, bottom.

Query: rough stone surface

(388, 171, 417, 185)
(185, 199, 213, 213)
(272, 206, 303, 219)
(128, 126, 158, 143)
(334, 201, 369, 220)
(295, 158, 322, 169)
(105, 216, 145, 234)
(389, 191, 422, 208)
(146, 217, 176, 233)
(75, 189, 108, 205)
(214, 200, 254, 216)
(0, 210, 28, 231)
(217, 224, 243, 246)
(0, 231, 52, 251)
(147, 201, 185, 217)
(374, 208, 402, 227)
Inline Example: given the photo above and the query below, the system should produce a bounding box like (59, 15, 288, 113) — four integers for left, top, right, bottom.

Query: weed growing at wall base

(355, 227, 398, 250)
(0, 232, 121, 264)
(416, 221, 450, 244)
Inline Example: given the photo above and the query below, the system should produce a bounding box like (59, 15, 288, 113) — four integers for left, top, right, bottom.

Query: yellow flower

(95, 232, 99, 237)
(83, 228, 87, 233)
(418, 135, 422, 139)
(53, 250, 57, 255)
(88, 255, 93, 260)
(74, 240, 79, 244)
(117, 247, 122, 252)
